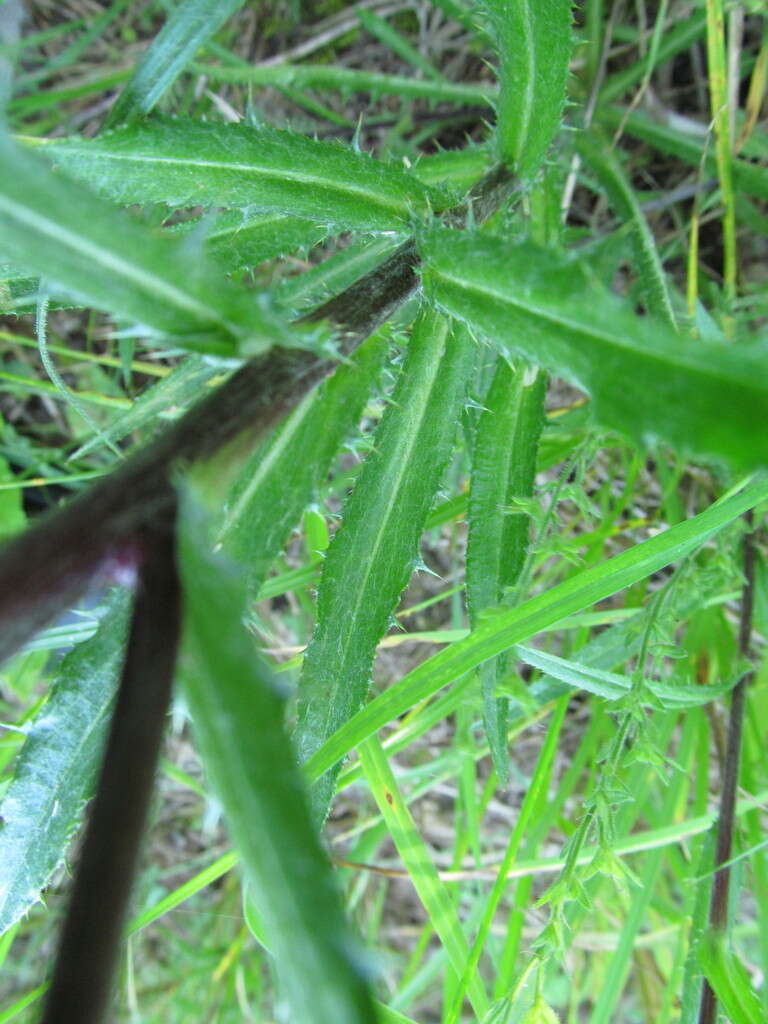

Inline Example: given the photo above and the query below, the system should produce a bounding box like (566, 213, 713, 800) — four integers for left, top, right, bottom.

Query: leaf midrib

(53, 148, 420, 220)
(315, 317, 450, 747)
(432, 266, 757, 389)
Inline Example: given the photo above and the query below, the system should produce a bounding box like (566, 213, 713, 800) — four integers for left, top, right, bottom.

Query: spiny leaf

(178, 494, 376, 1024)
(33, 118, 447, 232)
(105, 0, 247, 127)
(481, 0, 573, 180)
(466, 357, 545, 781)
(0, 130, 291, 357)
(575, 129, 677, 328)
(217, 331, 390, 592)
(294, 309, 477, 822)
(173, 210, 327, 274)
(420, 228, 768, 470)
(0, 590, 131, 935)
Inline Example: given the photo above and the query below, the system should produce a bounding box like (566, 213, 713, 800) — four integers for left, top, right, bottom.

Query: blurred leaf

(481, 0, 572, 179)
(295, 310, 477, 821)
(699, 933, 764, 1024)
(466, 358, 545, 780)
(0, 589, 131, 935)
(177, 495, 376, 1024)
(0, 455, 24, 541)
(72, 355, 222, 459)
(421, 229, 768, 470)
(0, 130, 291, 356)
(35, 118, 446, 231)
(106, 0, 247, 127)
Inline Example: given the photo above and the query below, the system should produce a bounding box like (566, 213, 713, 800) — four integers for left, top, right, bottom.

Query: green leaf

(174, 210, 327, 274)
(0, 130, 290, 357)
(599, 107, 768, 203)
(358, 735, 489, 1019)
(178, 495, 376, 1024)
(481, 0, 573, 179)
(0, 590, 131, 935)
(421, 229, 768, 470)
(294, 309, 477, 821)
(304, 476, 768, 781)
(575, 129, 677, 328)
(278, 235, 405, 313)
(105, 0, 247, 127)
(34, 118, 445, 231)
(217, 331, 390, 591)
(466, 357, 545, 780)
(193, 60, 495, 108)
(71, 355, 222, 459)
(0, 455, 24, 542)
(699, 933, 764, 1024)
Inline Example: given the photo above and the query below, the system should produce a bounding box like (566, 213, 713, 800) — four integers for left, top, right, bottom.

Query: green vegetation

(0, 1, 766, 1021)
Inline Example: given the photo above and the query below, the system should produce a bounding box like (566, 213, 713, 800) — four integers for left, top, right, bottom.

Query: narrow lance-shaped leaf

(217, 330, 390, 592)
(575, 129, 677, 329)
(32, 118, 447, 232)
(295, 308, 477, 822)
(0, 129, 292, 357)
(0, 589, 132, 935)
(481, 0, 573, 180)
(421, 228, 768, 470)
(177, 495, 376, 1024)
(466, 357, 545, 781)
(358, 735, 489, 1019)
(304, 475, 768, 782)
(105, 0, 247, 127)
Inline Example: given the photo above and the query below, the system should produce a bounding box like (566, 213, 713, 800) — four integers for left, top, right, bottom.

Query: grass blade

(35, 118, 446, 231)
(466, 357, 545, 781)
(358, 734, 489, 1019)
(421, 229, 768, 470)
(305, 476, 768, 780)
(295, 310, 477, 821)
(105, 0, 246, 126)
(178, 494, 377, 1024)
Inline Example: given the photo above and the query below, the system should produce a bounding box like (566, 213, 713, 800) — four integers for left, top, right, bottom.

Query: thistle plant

(0, 1, 765, 1022)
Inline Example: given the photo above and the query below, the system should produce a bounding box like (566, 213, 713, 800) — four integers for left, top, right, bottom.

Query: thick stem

(40, 492, 181, 1024)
